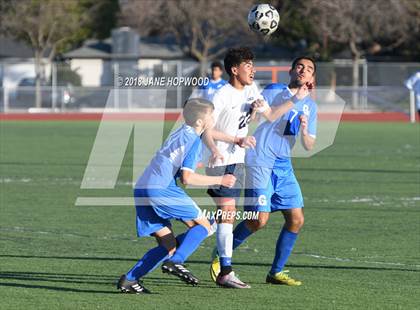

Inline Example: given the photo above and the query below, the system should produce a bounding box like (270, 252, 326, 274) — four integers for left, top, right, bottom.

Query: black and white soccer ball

(247, 4, 280, 36)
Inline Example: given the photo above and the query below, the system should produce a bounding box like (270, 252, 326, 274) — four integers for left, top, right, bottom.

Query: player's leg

(118, 197, 174, 294)
(266, 169, 304, 286)
(206, 165, 238, 274)
(232, 166, 273, 250)
(161, 218, 211, 285)
(232, 211, 270, 249)
(118, 226, 174, 294)
(270, 207, 304, 273)
(159, 190, 212, 285)
(166, 217, 211, 264)
(215, 197, 237, 276)
(208, 164, 250, 288)
(125, 226, 178, 280)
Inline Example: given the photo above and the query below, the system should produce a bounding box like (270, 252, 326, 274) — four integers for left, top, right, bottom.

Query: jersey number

(283, 109, 302, 136)
(238, 108, 253, 130)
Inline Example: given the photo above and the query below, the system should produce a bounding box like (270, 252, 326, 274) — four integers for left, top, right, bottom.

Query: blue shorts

(244, 166, 303, 213)
(134, 186, 202, 237)
(205, 164, 244, 203)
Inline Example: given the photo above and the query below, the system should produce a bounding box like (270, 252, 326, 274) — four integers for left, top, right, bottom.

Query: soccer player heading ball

(203, 47, 263, 288)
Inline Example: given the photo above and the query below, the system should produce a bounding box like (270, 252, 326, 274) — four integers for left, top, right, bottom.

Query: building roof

(0, 36, 34, 58)
(63, 34, 186, 60)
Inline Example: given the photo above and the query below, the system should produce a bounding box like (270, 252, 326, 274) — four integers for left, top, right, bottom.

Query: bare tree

(1, 0, 87, 108)
(304, 0, 418, 108)
(121, 0, 259, 76)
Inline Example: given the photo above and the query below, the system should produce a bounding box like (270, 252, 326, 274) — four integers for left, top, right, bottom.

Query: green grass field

(1, 121, 419, 309)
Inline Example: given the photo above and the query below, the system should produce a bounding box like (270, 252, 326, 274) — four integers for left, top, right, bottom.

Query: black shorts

(206, 164, 245, 204)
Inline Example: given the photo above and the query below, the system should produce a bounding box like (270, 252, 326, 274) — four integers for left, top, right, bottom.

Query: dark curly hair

(224, 47, 254, 76)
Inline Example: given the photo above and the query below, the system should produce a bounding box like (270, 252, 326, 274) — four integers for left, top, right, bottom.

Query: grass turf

(0, 121, 419, 309)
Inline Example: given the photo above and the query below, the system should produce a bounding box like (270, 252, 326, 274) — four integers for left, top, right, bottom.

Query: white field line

(301, 253, 420, 268)
(1, 177, 419, 206)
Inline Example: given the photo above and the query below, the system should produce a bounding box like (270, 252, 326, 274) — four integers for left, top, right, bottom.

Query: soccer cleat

(117, 274, 151, 294)
(266, 270, 302, 286)
(161, 260, 199, 285)
(216, 271, 251, 289)
(209, 247, 220, 282)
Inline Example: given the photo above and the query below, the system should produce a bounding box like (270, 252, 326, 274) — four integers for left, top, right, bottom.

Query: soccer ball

(247, 4, 280, 36)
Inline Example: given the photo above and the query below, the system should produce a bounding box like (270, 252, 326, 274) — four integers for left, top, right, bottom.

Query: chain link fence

(1, 60, 418, 115)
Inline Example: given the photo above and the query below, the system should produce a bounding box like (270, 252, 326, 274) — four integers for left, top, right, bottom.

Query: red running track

(0, 112, 417, 122)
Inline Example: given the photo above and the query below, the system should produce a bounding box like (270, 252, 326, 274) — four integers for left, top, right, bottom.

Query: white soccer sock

(216, 223, 233, 259)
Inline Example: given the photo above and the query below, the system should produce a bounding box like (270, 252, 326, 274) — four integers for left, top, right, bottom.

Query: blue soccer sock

(270, 228, 298, 274)
(126, 245, 169, 281)
(169, 224, 208, 264)
(232, 220, 253, 250)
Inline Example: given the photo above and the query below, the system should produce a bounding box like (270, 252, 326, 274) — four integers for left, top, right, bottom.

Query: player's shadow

(0, 254, 137, 262)
(0, 282, 120, 294)
(0, 271, 119, 294)
(0, 271, 217, 292)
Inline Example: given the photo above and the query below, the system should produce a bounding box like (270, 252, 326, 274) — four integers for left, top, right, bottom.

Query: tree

(304, 0, 418, 108)
(1, 0, 88, 108)
(120, 0, 259, 76)
(79, 0, 120, 40)
(270, 0, 319, 57)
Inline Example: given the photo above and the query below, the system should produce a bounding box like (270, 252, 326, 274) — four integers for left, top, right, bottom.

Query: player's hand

(306, 81, 314, 90)
(299, 114, 309, 135)
(221, 174, 236, 188)
(209, 149, 224, 168)
(252, 99, 269, 112)
(236, 136, 256, 148)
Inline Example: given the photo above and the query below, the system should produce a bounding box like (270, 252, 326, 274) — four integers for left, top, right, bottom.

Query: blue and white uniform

(198, 78, 228, 102)
(134, 124, 203, 236)
(245, 83, 317, 212)
(405, 72, 420, 111)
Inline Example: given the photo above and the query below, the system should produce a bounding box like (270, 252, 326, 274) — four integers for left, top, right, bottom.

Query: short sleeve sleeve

(181, 138, 202, 172)
(262, 83, 287, 106)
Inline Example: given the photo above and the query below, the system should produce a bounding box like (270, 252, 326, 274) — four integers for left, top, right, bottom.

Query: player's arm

(179, 138, 236, 186)
(299, 115, 316, 151)
(254, 99, 295, 122)
(180, 169, 236, 187)
(204, 128, 235, 144)
(255, 84, 311, 122)
(206, 129, 255, 147)
(202, 128, 225, 164)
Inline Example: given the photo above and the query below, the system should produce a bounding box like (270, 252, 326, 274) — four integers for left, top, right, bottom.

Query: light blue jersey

(198, 78, 228, 101)
(244, 83, 317, 212)
(135, 124, 202, 189)
(134, 124, 203, 236)
(246, 83, 317, 170)
(405, 72, 420, 110)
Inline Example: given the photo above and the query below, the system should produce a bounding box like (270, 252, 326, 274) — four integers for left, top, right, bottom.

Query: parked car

(11, 78, 75, 109)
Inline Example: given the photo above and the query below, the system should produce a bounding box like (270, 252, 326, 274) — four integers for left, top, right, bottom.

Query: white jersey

(210, 82, 262, 167)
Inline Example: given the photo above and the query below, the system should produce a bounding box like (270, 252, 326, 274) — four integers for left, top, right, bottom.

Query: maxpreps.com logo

(258, 194, 267, 206)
